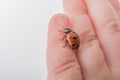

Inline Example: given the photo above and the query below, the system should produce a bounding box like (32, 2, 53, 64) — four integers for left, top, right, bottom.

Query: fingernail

(56, 15, 68, 27)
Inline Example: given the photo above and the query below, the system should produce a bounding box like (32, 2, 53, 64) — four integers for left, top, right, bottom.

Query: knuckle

(104, 19, 120, 33)
(52, 55, 80, 76)
(72, 6, 86, 15)
(64, 0, 86, 15)
(79, 28, 98, 48)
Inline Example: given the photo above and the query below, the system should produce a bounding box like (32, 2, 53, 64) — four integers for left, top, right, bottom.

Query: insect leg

(59, 35, 66, 41)
(63, 40, 68, 47)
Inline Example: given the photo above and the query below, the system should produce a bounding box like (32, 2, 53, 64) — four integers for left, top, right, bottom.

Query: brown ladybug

(59, 28, 80, 49)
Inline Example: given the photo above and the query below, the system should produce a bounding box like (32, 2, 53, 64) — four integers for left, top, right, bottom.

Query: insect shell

(59, 28, 80, 49)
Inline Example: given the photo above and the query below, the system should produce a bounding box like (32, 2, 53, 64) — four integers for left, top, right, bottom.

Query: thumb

(47, 14, 82, 80)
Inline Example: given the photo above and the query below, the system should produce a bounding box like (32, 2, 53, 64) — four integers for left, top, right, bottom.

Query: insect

(59, 28, 80, 49)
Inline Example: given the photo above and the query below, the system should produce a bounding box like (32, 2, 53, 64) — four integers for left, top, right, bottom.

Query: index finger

(47, 14, 82, 80)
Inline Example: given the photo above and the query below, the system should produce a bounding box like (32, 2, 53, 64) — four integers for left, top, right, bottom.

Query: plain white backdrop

(0, 0, 120, 80)
(0, 0, 62, 80)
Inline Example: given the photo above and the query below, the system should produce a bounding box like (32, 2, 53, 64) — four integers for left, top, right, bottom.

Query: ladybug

(59, 28, 80, 49)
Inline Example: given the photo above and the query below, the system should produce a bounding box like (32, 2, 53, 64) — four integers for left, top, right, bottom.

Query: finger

(63, 0, 87, 16)
(109, 0, 120, 19)
(85, 0, 120, 76)
(109, 0, 120, 11)
(63, 0, 110, 80)
(47, 14, 82, 80)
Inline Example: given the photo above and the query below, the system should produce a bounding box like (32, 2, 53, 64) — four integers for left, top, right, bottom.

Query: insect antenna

(58, 30, 64, 33)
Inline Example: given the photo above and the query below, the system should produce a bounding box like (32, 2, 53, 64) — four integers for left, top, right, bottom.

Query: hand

(47, 0, 120, 80)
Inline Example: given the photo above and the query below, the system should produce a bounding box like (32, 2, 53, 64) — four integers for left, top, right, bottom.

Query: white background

(0, 0, 62, 80)
(0, 0, 120, 80)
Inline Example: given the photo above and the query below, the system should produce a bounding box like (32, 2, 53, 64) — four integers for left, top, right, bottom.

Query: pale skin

(47, 0, 120, 80)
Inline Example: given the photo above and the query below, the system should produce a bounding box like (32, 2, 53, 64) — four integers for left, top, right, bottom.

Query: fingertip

(48, 14, 70, 46)
(49, 14, 69, 28)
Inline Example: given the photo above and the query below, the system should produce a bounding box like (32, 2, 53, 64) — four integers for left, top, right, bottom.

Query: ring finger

(109, 0, 120, 19)
(85, 0, 120, 79)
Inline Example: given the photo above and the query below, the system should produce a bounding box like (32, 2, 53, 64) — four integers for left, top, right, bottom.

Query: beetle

(59, 28, 80, 49)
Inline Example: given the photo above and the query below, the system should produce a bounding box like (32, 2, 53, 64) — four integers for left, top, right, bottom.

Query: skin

(47, 0, 120, 80)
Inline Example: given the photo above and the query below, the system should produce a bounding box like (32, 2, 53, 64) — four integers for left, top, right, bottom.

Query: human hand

(47, 0, 120, 80)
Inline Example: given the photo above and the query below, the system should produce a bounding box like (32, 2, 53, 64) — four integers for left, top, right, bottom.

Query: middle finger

(63, 0, 110, 79)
